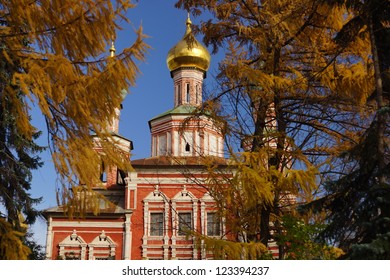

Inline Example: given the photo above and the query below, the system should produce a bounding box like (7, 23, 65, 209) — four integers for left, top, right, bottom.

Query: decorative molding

(88, 230, 116, 260)
(58, 230, 87, 260)
(142, 185, 169, 259)
(123, 213, 132, 260)
(51, 220, 124, 228)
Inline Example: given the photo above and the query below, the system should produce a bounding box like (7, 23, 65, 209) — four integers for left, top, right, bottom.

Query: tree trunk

(368, 12, 386, 184)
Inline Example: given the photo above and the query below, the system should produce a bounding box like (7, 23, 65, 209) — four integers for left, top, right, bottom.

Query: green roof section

(149, 105, 198, 122)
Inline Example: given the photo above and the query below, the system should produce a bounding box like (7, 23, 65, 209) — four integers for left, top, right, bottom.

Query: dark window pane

(117, 169, 126, 185)
(150, 213, 164, 236)
(178, 213, 192, 236)
(207, 213, 221, 236)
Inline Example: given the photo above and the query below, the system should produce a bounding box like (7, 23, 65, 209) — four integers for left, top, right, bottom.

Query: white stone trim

(45, 217, 53, 259)
(171, 186, 198, 259)
(58, 230, 87, 260)
(51, 220, 124, 228)
(127, 171, 138, 210)
(142, 186, 170, 259)
(88, 230, 116, 260)
(123, 213, 132, 260)
(200, 192, 225, 259)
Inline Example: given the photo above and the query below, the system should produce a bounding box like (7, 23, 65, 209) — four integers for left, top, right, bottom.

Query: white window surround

(167, 132, 172, 156)
(152, 136, 157, 157)
(88, 230, 116, 260)
(158, 134, 167, 156)
(58, 230, 87, 260)
(171, 186, 198, 259)
(200, 193, 225, 236)
(200, 192, 225, 259)
(58, 230, 117, 260)
(142, 185, 170, 259)
(171, 186, 198, 236)
(182, 132, 193, 156)
(209, 134, 217, 156)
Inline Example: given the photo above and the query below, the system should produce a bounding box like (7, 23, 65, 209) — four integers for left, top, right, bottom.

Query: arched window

(100, 162, 107, 182)
(158, 134, 167, 155)
(186, 83, 190, 103)
(175, 85, 178, 105)
(195, 84, 199, 104)
(178, 84, 181, 104)
(183, 132, 193, 155)
(117, 169, 127, 185)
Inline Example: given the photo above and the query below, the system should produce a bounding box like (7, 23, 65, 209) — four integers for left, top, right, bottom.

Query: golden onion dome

(166, 16, 211, 73)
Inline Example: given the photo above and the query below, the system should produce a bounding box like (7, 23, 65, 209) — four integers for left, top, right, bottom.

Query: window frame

(178, 212, 193, 236)
(206, 212, 221, 237)
(186, 83, 190, 103)
(149, 212, 164, 237)
(158, 134, 167, 156)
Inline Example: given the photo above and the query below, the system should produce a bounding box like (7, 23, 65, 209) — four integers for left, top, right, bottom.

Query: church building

(43, 16, 231, 260)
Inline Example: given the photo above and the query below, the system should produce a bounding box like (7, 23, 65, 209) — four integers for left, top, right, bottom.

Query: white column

(171, 201, 177, 259)
(164, 200, 170, 260)
(192, 198, 198, 259)
(88, 246, 94, 260)
(123, 212, 132, 260)
(142, 202, 149, 258)
(45, 217, 53, 259)
(200, 201, 206, 259)
(174, 130, 180, 156)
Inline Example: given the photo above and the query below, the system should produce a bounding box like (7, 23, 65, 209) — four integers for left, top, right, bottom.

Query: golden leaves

(0, 219, 31, 260)
(0, 1, 149, 204)
(336, 62, 374, 106)
(196, 233, 271, 260)
(177, 0, 377, 258)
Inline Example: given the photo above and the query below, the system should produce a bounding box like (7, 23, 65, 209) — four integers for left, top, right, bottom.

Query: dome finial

(185, 13, 192, 35)
(109, 40, 116, 57)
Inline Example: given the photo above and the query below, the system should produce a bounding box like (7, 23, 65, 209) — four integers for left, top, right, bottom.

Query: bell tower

(91, 41, 133, 189)
(167, 16, 210, 107)
(148, 15, 223, 158)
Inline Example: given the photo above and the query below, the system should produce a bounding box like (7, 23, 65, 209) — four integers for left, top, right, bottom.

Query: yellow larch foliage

(0, 218, 31, 260)
(195, 233, 271, 260)
(176, 0, 373, 258)
(0, 1, 149, 206)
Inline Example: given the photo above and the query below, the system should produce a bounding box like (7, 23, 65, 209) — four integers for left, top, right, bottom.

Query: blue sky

(29, 1, 222, 246)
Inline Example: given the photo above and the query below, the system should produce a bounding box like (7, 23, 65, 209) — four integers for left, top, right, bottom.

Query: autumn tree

(0, 26, 45, 259)
(0, 87, 43, 228)
(307, 0, 390, 259)
(0, 105, 43, 259)
(0, 1, 148, 214)
(0, 218, 31, 259)
(274, 215, 344, 259)
(176, 0, 375, 258)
